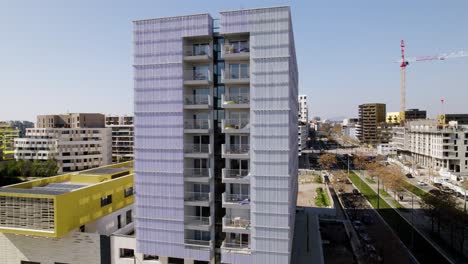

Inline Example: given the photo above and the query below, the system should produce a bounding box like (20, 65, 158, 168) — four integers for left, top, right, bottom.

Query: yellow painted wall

(54, 174, 134, 237)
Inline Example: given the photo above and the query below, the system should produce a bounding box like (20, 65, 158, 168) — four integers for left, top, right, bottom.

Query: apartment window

(117, 215, 122, 229)
(124, 186, 134, 197)
(21, 262, 40, 264)
(55, 262, 70, 264)
(194, 261, 209, 264)
(79, 225, 85, 232)
(101, 195, 112, 207)
(143, 255, 159, 260)
(119, 248, 134, 258)
(168, 257, 184, 264)
(126, 210, 133, 224)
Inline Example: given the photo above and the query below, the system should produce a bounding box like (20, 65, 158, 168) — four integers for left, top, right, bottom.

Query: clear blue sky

(1, 0, 467, 121)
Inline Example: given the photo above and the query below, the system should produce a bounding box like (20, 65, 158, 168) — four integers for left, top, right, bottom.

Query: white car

(417, 180, 427, 186)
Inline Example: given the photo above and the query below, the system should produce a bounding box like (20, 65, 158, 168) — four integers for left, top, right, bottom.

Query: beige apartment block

(37, 113, 105, 128)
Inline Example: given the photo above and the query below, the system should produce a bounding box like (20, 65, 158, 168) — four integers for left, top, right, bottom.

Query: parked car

(352, 189, 360, 195)
(433, 183, 442, 188)
(405, 173, 413, 178)
(429, 189, 442, 196)
(417, 180, 427, 186)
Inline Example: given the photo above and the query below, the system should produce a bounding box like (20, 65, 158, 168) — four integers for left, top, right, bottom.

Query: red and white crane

(398, 40, 468, 120)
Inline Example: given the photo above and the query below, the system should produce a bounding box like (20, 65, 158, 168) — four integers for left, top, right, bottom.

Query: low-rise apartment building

(392, 120, 468, 176)
(105, 115, 134, 163)
(0, 162, 135, 264)
(14, 113, 111, 173)
(0, 122, 19, 160)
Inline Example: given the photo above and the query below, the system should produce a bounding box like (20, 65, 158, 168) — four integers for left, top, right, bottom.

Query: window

(21, 262, 40, 264)
(79, 225, 85, 232)
(126, 210, 133, 224)
(143, 255, 159, 260)
(124, 186, 134, 198)
(101, 195, 112, 207)
(168, 257, 184, 264)
(117, 215, 122, 229)
(119, 248, 134, 258)
(194, 261, 209, 264)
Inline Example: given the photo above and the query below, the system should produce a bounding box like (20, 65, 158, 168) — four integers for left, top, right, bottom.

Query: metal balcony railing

(222, 240, 250, 250)
(184, 94, 210, 105)
(223, 169, 249, 179)
(224, 144, 249, 154)
(185, 168, 210, 178)
(184, 192, 210, 202)
(223, 119, 249, 130)
(223, 93, 250, 105)
(184, 144, 210, 154)
(184, 69, 212, 82)
(184, 119, 210, 130)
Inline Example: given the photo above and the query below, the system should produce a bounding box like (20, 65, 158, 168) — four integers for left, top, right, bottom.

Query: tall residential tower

(133, 6, 298, 264)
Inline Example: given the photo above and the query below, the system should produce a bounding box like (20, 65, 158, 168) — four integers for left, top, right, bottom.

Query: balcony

(184, 69, 212, 86)
(183, 45, 212, 63)
(184, 119, 211, 133)
(185, 215, 212, 231)
(222, 216, 250, 234)
(222, 169, 250, 184)
(184, 144, 211, 158)
(221, 43, 250, 61)
(184, 238, 212, 249)
(184, 168, 212, 183)
(221, 68, 249, 85)
(222, 144, 249, 159)
(184, 191, 211, 206)
(222, 119, 250, 134)
(221, 94, 250, 109)
(221, 239, 250, 253)
(184, 94, 211, 109)
(222, 193, 250, 209)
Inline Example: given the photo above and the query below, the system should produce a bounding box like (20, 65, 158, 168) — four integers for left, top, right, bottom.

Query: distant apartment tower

(133, 6, 298, 264)
(392, 120, 468, 176)
(14, 113, 111, 173)
(106, 115, 134, 162)
(298, 122, 308, 156)
(0, 122, 19, 160)
(298, 95, 309, 123)
(342, 118, 358, 139)
(356, 103, 389, 145)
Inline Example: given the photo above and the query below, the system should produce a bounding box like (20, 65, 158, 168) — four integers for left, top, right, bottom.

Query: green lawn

(380, 188, 390, 198)
(365, 177, 376, 184)
(401, 181, 428, 199)
(315, 187, 331, 207)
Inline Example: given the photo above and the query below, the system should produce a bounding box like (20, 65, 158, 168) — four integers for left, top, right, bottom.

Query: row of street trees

(0, 160, 58, 186)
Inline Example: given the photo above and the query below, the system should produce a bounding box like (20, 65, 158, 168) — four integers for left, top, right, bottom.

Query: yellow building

(386, 112, 403, 124)
(0, 122, 19, 160)
(0, 161, 134, 238)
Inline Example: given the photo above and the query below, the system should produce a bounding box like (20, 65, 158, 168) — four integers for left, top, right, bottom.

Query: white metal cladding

(133, 14, 213, 261)
(220, 7, 298, 264)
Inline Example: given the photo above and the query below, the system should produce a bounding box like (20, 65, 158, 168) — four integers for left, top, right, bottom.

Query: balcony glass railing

(223, 42, 250, 54)
(184, 45, 211, 57)
(184, 94, 210, 105)
(184, 119, 210, 130)
(224, 94, 250, 105)
(223, 240, 250, 250)
(224, 193, 250, 203)
(184, 144, 210, 154)
(184, 69, 212, 82)
(223, 169, 249, 179)
(224, 216, 250, 229)
(223, 119, 249, 130)
(185, 168, 210, 178)
(185, 215, 210, 226)
(222, 67, 249, 81)
(185, 192, 210, 202)
(224, 144, 249, 154)
(184, 238, 211, 247)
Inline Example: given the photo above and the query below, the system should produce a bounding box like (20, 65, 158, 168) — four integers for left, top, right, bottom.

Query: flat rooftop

(0, 162, 133, 196)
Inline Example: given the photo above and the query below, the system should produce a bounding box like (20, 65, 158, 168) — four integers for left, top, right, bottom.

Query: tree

(353, 154, 367, 170)
(318, 153, 337, 170)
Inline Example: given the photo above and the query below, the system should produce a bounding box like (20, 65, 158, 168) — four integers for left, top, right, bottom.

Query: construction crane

(398, 39, 468, 121)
